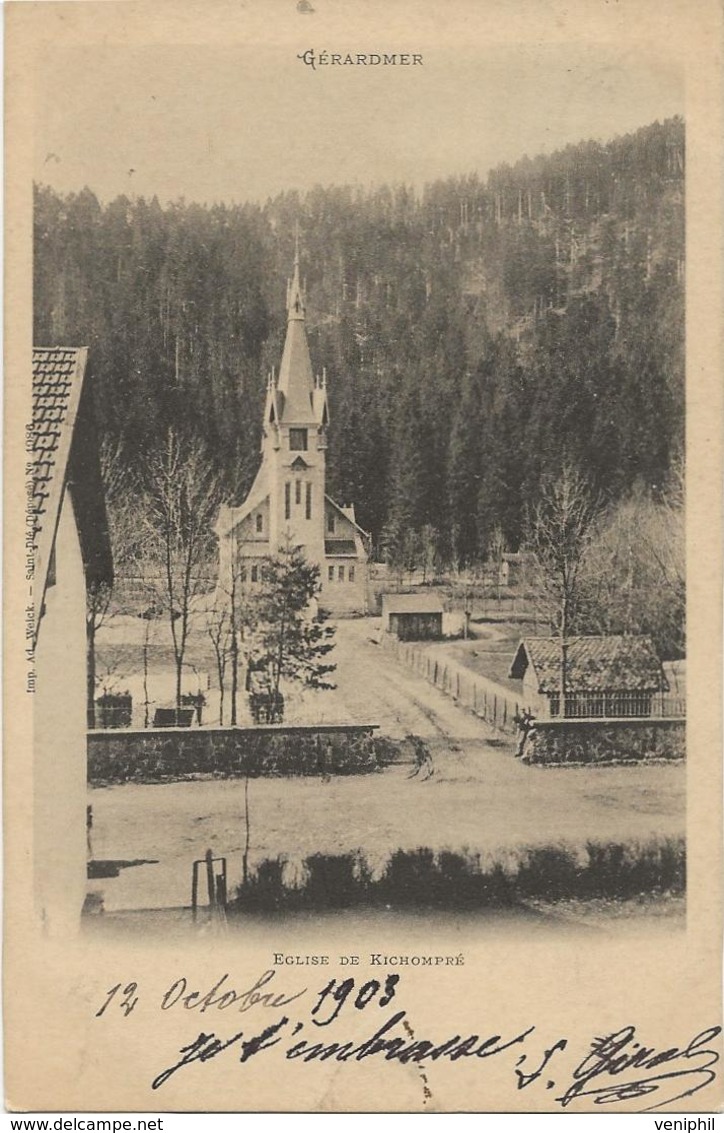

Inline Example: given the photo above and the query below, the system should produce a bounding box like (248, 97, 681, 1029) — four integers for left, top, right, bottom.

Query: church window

(338, 565, 345, 582)
(306, 482, 312, 519)
(251, 564, 259, 583)
(295, 480, 302, 506)
(328, 565, 334, 582)
(256, 514, 262, 533)
(327, 512, 335, 533)
(348, 566, 355, 583)
(239, 565, 247, 583)
(290, 428, 308, 451)
(285, 482, 291, 519)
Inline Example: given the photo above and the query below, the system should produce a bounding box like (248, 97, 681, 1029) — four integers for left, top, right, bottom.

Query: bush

(229, 836, 685, 913)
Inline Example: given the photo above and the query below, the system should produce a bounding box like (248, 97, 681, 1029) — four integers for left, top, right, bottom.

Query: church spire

(276, 231, 318, 423)
(287, 224, 305, 321)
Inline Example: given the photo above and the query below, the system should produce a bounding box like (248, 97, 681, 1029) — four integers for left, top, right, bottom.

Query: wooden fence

(381, 637, 686, 734)
(381, 636, 523, 734)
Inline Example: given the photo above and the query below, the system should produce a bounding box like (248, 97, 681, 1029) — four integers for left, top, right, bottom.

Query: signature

(555, 1025, 722, 1111)
(121, 972, 720, 1109)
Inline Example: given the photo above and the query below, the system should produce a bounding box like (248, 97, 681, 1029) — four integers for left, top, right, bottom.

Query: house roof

(32, 347, 113, 634)
(382, 592, 444, 616)
(509, 635, 668, 693)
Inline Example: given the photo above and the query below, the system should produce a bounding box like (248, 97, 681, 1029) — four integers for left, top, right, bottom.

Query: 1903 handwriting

(94, 969, 720, 1110)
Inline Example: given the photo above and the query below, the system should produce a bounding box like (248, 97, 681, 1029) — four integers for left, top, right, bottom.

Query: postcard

(4, 0, 722, 1114)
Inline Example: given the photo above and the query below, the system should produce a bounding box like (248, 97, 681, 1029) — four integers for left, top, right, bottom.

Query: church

(216, 243, 369, 615)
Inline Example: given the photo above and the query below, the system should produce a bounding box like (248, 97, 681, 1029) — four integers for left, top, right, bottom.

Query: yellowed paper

(4, 0, 722, 1114)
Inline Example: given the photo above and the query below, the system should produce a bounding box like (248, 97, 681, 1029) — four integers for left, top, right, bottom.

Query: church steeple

(286, 228, 306, 321)
(276, 234, 326, 427)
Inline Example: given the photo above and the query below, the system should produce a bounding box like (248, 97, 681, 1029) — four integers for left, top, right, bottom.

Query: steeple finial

(287, 224, 305, 321)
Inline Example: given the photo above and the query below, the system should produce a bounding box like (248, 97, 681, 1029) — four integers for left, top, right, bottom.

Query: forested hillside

(34, 116, 684, 561)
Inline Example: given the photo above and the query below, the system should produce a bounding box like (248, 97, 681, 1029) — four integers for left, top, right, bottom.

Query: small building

(32, 347, 113, 934)
(509, 635, 668, 719)
(382, 593, 444, 641)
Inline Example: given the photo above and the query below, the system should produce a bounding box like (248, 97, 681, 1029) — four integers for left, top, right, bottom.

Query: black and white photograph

(5, 0, 722, 1116)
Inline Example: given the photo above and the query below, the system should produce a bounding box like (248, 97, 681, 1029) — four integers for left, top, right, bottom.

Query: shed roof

(382, 592, 444, 615)
(32, 347, 113, 636)
(509, 635, 668, 693)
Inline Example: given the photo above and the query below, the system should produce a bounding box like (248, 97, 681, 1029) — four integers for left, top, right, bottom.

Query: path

(305, 618, 503, 747)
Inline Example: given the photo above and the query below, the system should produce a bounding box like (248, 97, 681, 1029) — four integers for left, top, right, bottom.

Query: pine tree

(250, 545, 336, 723)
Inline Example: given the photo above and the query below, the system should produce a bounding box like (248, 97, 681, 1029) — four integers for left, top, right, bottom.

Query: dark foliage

(229, 837, 685, 911)
(34, 117, 684, 557)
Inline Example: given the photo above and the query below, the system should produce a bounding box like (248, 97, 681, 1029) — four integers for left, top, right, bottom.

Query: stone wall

(88, 724, 401, 786)
(527, 718, 685, 765)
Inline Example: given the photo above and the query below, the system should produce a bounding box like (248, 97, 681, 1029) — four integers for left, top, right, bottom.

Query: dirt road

(304, 618, 499, 744)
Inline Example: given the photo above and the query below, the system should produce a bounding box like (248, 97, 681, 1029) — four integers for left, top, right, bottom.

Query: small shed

(508, 635, 668, 719)
(382, 593, 444, 641)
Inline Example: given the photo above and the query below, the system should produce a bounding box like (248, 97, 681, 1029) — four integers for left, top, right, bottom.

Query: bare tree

(584, 468, 684, 658)
(487, 524, 506, 608)
(206, 598, 232, 725)
(529, 463, 601, 713)
(141, 430, 223, 713)
(419, 524, 439, 584)
(86, 439, 145, 727)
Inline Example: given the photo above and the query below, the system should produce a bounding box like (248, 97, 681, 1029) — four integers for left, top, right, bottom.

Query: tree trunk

(230, 627, 239, 726)
(86, 617, 96, 729)
(560, 600, 568, 718)
(242, 774, 251, 886)
(143, 632, 150, 729)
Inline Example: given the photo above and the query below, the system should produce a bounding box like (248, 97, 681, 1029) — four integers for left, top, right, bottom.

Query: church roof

(276, 320, 318, 423)
(325, 495, 370, 541)
(215, 462, 269, 537)
(276, 237, 320, 425)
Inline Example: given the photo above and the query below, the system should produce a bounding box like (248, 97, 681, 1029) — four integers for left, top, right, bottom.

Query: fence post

(205, 848, 216, 909)
(191, 861, 199, 923)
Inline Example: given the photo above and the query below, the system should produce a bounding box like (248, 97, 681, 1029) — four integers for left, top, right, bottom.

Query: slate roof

(382, 593, 444, 615)
(32, 347, 113, 633)
(509, 636, 668, 693)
